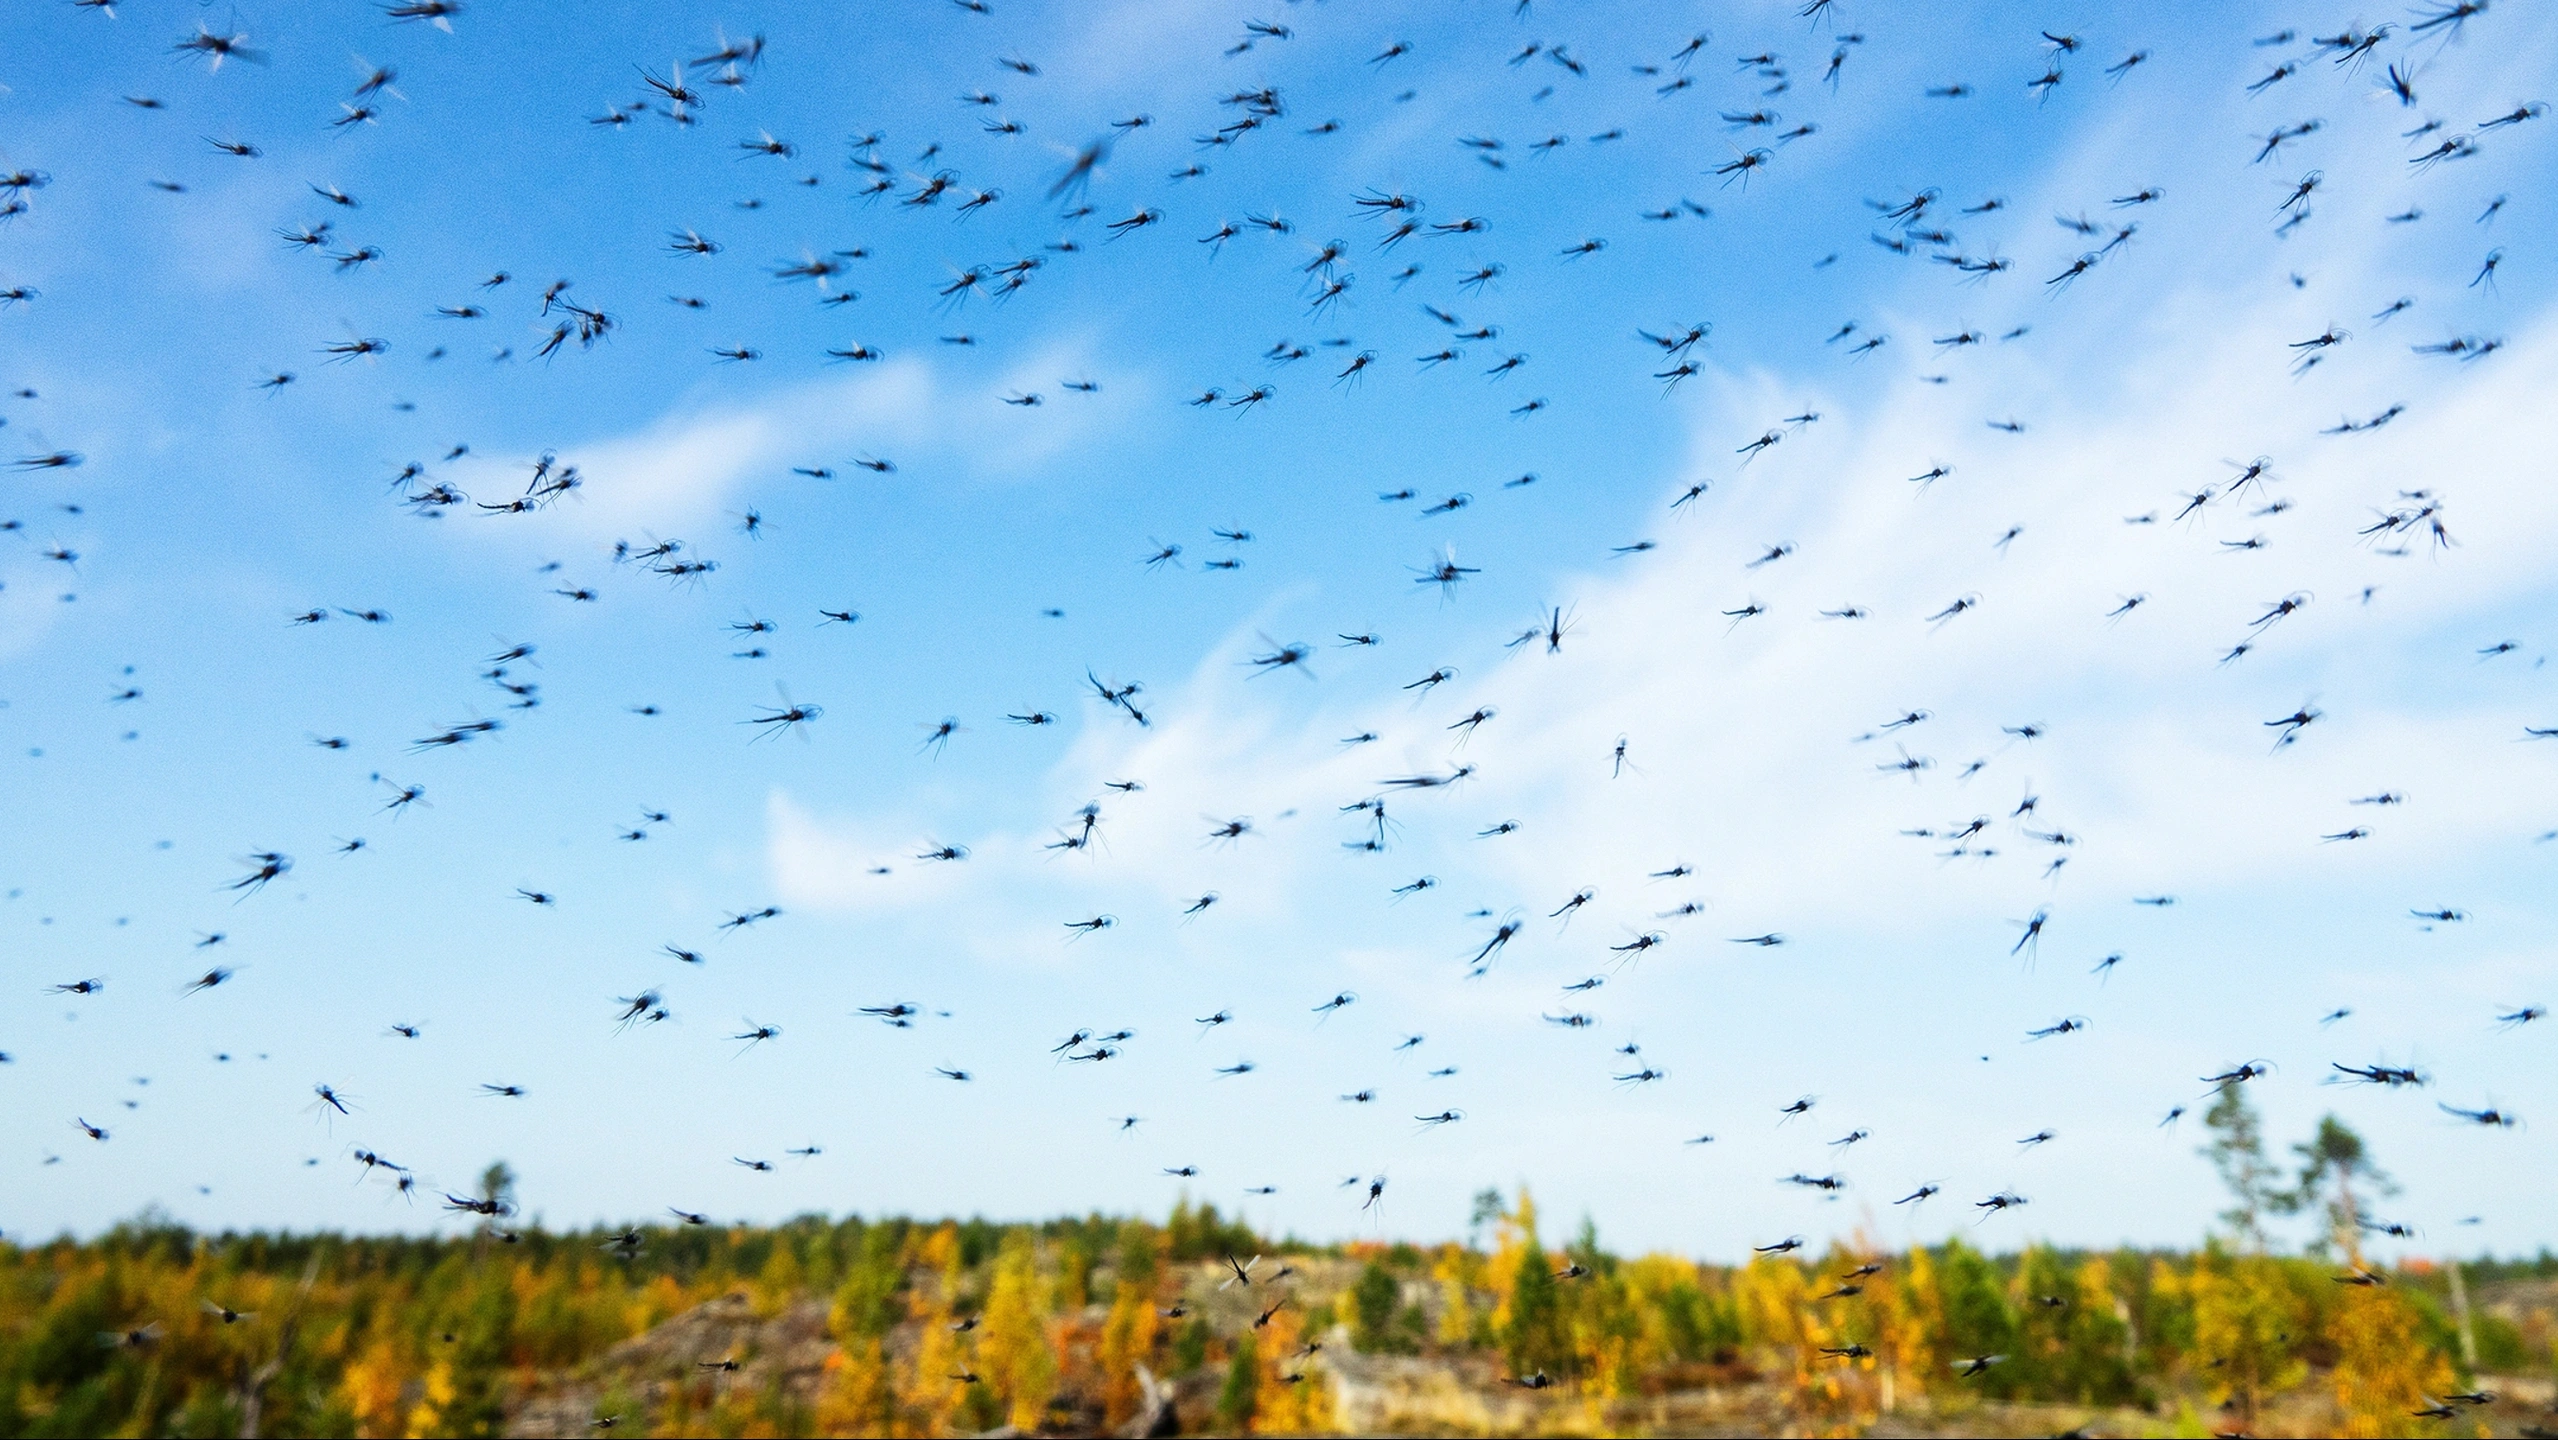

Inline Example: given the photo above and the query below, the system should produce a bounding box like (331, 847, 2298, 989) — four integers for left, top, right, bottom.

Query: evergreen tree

(1352, 1262, 1404, 1354)
(475, 1161, 517, 1218)
(2279, 1114, 2393, 1259)
(1935, 1240, 2021, 1398)
(1215, 1336, 1259, 1431)
(1493, 1192, 1570, 1378)
(2201, 1081, 2282, 1249)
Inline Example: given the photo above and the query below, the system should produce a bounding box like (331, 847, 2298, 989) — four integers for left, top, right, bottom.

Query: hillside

(3, 1200, 2553, 1437)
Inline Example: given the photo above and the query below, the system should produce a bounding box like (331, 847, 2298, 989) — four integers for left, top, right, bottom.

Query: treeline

(0, 1196, 1247, 1438)
(0, 1191, 2546, 1438)
(1392, 1193, 2540, 1436)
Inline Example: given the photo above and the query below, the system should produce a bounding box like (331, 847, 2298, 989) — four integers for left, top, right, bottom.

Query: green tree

(1656, 1278, 1734, 1362)
(1172, 1314, 1212, 1375)
(1498, 1233, 1569, 1378)
(2189, 1245, 2309, 1429)
(828, 1223, 907, 1340)
(1166, 1198, 1258, 1261)
(1215, 1336, 1259, 1431)
(2278, 1114, 2393, 1259)
(475, 1161, 517, 1218)
(1936, 1240, 2021, 1397)
(1351, 1263, 1405, 1354)
(2025, 1253, 2138, 1406)
(2201, 1081, 2282, 1249)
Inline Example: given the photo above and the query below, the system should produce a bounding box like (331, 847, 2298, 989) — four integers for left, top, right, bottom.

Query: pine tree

(2201, 1080, 2283, 1249)
(2280, 1114, 2394, 1259)
(1352, 1262, 1403, 1353)
(1491, 1191, 1570, 1379)
(1215, 1335, 1260, 1431)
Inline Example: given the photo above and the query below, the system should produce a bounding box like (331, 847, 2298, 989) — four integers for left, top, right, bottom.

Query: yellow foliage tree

(2330, 1286, 2460, 1439)
(403, 1357, 456, 1438)
(633, 1271, 692, 1333)
(980, 1231, 1057, 1432)
(813, 1340, 893, 1438)
(2188, 1248, 2310, 1431)
(1484, 1190, 1537, 1337)
(1432, 1243, 1481, 1348)
(906, 1310, 967, 1436)
(1097, 1272, 1162, 1429)
(1610, 1256, 1699, 1392)
(753, 1236, 804, 1319)
(1249, 1305, 1336, 1434)
(896, 1223, 968, 1436)
(1567, 1268, 1640, 1400)
(1736, 1255, 1850, 1420)
(339, 1335, 409, 1439)
(1876, 1243, 1943, 1411)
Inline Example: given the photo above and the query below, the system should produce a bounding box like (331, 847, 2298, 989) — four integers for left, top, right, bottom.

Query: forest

(2, 1093, 2550, 1438)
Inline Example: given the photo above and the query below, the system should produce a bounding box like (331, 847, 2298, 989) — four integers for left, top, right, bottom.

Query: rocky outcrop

(505, 1291, 834, 1437)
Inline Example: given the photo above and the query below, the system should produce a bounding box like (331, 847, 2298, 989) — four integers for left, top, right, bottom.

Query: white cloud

(424, 331, 1152, 543)
(438, 358, 933, 538)
(750, 255, 2558, 1250)
(785, 292, 2558, 938)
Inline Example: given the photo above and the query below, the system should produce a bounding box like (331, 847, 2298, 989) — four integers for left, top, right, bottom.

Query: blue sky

(1, 0, 2552, 1260)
